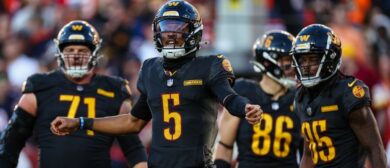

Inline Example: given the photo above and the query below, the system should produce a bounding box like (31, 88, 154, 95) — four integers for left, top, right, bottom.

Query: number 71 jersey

(22, 70, 131, 168)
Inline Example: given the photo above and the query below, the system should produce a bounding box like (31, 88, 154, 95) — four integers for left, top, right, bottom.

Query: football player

(50, 1, 263, 168)
(214, 30, 301, 168)
(292, 24, 386, 168)
(0, 20, 147, 168)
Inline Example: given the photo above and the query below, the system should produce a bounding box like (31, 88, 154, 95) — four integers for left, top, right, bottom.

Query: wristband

(79, 117, 85, 130)
(84, 118, 94, 130)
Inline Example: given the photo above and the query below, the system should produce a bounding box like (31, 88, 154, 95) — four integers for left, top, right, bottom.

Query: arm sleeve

(0, 107, 35, 167)
(209, 79, 250, 118)
(131, 93, 152, 121)
(116, 134, 147, 166)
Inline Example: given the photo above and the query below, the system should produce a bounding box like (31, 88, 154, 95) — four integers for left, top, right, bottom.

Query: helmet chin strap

(161, 47, 197, 59)
(64, 67, 89, 78)
(161, 48, 186, 59)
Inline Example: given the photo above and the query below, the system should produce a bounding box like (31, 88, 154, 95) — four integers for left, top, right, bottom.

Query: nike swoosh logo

(348, 79, 357, 87)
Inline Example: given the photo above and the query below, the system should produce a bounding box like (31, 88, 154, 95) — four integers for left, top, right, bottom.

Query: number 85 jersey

(294, 77, 371, 167)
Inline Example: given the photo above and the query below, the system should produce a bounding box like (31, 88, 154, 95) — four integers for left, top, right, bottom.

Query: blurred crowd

(0, 0, 389, 167)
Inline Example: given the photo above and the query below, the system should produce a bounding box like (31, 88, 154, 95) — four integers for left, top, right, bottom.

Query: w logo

(72, 25, 83, 31)
(299, 35, 310, 42)
(168, 1, 179, 6)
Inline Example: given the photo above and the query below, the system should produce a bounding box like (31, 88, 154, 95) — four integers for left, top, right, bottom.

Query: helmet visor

(157, 20, 190, 33)
(157, 20, 190, 48)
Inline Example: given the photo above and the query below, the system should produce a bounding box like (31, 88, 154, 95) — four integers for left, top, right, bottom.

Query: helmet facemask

(154, 18, 203, 59)
(57, 44, 99, 78)
(292, 50, 340, 87)
(252, 51, 296, 88)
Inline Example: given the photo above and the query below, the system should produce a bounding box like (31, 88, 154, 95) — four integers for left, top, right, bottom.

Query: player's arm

(116, 99, 147, 168)
(214, 109, 240, 168)
(349, 106, 387, 168)
(51, 94, 150, 136)
(299, 139, 314, 168)
(0, 93, 37, 167)
(209, 78, 262, 124)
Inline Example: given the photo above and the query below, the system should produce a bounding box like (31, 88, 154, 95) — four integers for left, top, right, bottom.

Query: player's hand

(50, 117, 80, 136)
(245, 104, 263, 125)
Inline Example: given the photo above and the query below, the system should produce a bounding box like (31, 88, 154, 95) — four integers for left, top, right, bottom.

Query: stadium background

(0, 0, 389, 167)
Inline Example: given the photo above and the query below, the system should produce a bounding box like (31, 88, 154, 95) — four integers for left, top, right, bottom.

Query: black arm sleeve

(0, 107, 35, 168)
(117, 134, 147, 167)
(131, 93, 152, 121)
(210, 79, 250, 118)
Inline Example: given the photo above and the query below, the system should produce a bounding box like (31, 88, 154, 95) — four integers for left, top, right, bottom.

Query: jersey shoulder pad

(138, 57, 162, 77)
(341, 77, 369, 98)
(141, 57, 162, 70)
(340, 76, 371, 113)
(137, 57, 162, 94)
(22, 70, 61, 94)
(208, 54, 234, 73)
(203, 54, 235, 85)
(96, 75, 132, 100)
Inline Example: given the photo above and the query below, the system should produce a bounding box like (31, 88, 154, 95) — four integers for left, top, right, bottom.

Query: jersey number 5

(60, 95, 95, 136)
(162, 93, 182, 141)
(252, 114, 293, 158)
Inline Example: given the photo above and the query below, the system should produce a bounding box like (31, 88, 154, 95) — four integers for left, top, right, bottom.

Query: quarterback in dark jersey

(50, 1, 262, 168)
(0, 21, 147, 168)
(292, 24, 386, 168)
(214, 31, 301, 168)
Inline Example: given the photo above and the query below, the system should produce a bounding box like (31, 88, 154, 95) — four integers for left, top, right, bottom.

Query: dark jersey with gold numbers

(22, 70, 145, 168)
(294, 75, 371, 168)
(133, 55, 237, 168)
(233, 79, 300, 168)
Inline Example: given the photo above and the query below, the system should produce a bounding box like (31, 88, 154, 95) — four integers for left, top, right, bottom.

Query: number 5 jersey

(131, 55, 248, 168)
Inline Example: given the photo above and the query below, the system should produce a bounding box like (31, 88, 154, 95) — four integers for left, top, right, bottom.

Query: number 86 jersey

(234, 79, 301, 168)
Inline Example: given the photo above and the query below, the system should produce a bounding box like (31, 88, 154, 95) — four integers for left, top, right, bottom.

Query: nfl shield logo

(271, 102, 279, 110)
(306, 107, 312, 116)
(167, 78, 174, 87)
